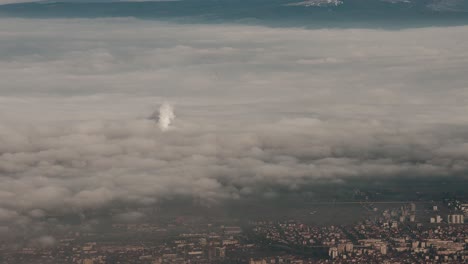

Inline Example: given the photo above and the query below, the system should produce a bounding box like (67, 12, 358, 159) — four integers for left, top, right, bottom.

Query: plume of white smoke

(158, 102, 175, 131)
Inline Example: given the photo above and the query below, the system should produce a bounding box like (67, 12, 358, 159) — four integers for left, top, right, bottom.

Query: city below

(1, 193, 467, 264)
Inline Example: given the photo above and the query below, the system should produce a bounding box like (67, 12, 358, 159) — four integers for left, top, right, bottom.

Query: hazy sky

(1, 11, 468, 241)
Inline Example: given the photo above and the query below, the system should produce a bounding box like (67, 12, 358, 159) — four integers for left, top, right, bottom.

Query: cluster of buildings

(447, 214, 465, 224)
(0, 202, 466, 264)
(0, 224, 246, 264)
(248, 256, 309, 264)
(253, 221, 346, 248)
(250, 202, 467, 263)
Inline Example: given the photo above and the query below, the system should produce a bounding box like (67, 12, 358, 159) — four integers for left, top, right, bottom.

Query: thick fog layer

(1, 18, 468, 234)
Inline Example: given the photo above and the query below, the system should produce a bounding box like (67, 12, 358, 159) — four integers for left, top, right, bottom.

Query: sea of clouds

(1, 18, 468, 241)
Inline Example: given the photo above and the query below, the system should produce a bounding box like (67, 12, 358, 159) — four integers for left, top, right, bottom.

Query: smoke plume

(158, 102, 175, 131)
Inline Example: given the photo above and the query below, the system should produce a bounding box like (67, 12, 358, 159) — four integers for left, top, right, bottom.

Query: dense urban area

(1, 195, 467, 264)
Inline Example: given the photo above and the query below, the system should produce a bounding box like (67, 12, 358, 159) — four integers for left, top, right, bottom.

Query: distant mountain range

(1, 0, 468, 28)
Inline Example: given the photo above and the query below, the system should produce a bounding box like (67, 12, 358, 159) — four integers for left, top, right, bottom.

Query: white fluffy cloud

(0, 18, 468, 230)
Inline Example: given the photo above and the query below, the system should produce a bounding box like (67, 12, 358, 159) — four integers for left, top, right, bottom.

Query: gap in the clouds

(0, 166, 467, 245)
